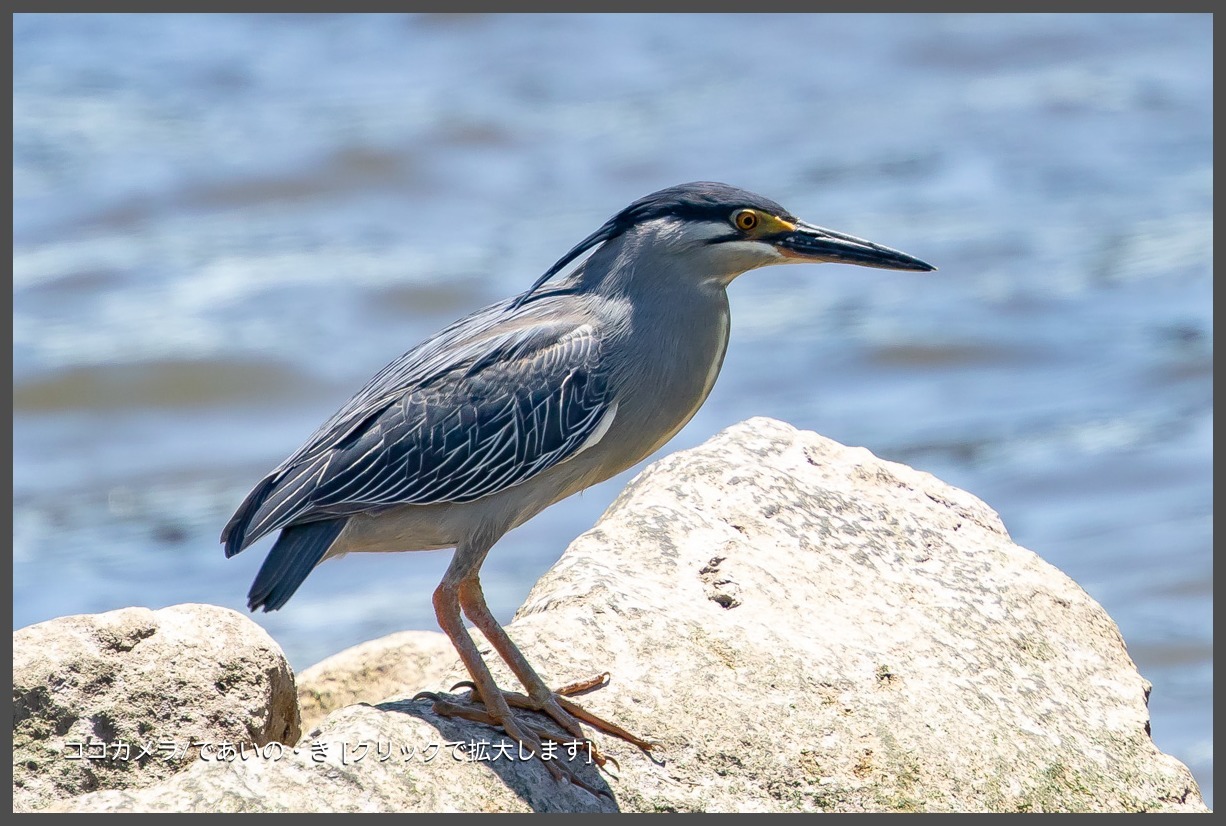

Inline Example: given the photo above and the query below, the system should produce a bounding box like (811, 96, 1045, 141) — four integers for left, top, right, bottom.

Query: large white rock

(26, 419, 1206, 812)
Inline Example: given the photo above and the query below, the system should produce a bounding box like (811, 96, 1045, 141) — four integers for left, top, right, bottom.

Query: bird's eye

(733, 210, 759, 232)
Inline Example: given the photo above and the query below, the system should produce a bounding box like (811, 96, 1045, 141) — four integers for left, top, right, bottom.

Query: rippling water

(13, 13, 1211, 806)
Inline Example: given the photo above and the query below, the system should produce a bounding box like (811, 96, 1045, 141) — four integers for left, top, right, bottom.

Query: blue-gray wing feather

(223, 297, 612, 555)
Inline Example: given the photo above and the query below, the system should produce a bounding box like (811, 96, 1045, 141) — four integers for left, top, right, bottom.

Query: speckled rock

(13, 603, 300, 811)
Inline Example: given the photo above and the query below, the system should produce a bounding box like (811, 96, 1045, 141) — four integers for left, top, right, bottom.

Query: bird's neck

(600, 273, 733, 462)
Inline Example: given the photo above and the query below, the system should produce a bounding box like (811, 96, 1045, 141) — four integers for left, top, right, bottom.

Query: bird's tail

(222, 474, 278, 558)
(247, 518, 346, 612)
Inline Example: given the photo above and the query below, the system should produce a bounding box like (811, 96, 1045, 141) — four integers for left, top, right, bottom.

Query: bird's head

(513, 181, 934, 307)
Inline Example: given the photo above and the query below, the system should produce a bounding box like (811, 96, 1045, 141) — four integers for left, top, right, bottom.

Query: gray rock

(27, 419, 1207, 812)
(13, 603, 300, 812)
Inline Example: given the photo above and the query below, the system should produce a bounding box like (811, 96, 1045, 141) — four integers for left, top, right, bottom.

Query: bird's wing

(222, 305, 614, 555)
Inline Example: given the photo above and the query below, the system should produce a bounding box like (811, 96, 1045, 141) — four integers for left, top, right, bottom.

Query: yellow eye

(733, 210, 759, 231)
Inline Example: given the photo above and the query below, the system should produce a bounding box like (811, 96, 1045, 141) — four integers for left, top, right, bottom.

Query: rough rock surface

(23, 419, 1207, 812)
(13, 603, 300, 812)
(296, 630, 460, 732)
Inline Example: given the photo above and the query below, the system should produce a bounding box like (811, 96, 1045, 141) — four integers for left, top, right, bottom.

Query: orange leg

(418, 537, 654, 796)
(457, 575, 656, 754)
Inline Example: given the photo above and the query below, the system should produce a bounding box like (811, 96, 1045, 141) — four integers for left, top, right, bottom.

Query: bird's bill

(776, 220, 935, 272)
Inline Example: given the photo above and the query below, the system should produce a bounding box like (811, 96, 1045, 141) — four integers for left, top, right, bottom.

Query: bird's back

(221, 286, 619, 560)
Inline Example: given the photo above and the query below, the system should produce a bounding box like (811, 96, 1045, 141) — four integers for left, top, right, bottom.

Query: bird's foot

(454, 672, 656, 756)
(506, 679, 658, 757)
(413, 672, 656, 790)
(413, 687, 611, 798)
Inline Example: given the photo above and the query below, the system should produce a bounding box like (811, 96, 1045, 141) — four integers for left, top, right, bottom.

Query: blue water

(13, 13, 1211, 806)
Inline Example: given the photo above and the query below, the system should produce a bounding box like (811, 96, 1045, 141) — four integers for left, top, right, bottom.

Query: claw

(555, 672, 610, 696)
(554, 694, 656, 754)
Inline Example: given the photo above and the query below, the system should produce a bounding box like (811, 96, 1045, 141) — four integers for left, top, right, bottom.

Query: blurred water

(12, 13, 1211, 806)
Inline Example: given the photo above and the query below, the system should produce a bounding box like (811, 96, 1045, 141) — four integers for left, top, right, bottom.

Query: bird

(222, 181, 934, 792)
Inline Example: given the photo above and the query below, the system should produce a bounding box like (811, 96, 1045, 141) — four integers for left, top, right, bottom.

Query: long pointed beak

(776, 220, 935, 272)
